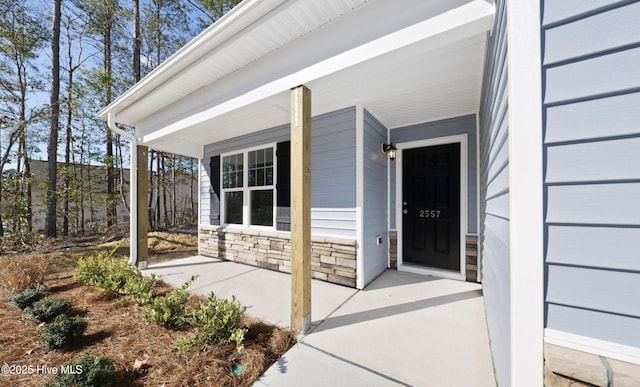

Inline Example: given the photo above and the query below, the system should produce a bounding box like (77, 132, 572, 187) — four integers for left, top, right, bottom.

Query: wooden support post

(290, 85, 312, 333)
(136, 145, 149, 268)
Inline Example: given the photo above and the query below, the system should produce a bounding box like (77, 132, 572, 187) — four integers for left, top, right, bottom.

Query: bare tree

(46, 0, 62, 238)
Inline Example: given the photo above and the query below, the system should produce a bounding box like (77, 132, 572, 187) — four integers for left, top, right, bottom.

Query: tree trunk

(46, 0, 62, 238)
(162, 154, 168, 228)
(105, 23, 116, 229)
(133, 0, 141, 82)
(172, 155, 176, 225)
(155, 153, 160, 228)
(148, 150, 155, 230)
(63, 27, 74, 236)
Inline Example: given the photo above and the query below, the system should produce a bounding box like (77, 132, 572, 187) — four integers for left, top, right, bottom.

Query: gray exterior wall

(542, 1, 640, 347)
(388, 114, 477, 233)
(200, 106, 357, 237)
(479, 1, 510, 386)
(362, 109, 389, 285)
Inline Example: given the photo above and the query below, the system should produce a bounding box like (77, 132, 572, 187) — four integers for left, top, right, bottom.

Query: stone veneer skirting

(198, 225, 357, 287)
(388, 231, 479, 283)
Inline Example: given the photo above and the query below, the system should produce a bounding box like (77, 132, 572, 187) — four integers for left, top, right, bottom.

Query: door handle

(402, 209, 408, 214)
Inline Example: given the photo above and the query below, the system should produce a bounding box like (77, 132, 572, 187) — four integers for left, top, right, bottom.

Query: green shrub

(75, 248, 157, 304)
(24, 298, 72, 323)
(45, 352, 115, 387)
(8, 285, 48, 309)
(41, 314, 87, 349)
(143, 276, 197, 327)
(176, 292, 247, 355)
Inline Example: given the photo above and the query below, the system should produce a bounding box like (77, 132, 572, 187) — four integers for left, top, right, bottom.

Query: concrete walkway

(144, 256, 496, 387)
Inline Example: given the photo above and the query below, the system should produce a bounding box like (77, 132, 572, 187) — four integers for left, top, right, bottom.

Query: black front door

(402, 143, 460, 271)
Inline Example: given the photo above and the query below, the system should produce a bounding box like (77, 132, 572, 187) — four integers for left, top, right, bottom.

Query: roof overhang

(100, 0, 494, 158)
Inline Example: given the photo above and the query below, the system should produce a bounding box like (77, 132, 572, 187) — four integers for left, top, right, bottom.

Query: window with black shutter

(276, 141, 291, 231)
(209, 155, 221, 225)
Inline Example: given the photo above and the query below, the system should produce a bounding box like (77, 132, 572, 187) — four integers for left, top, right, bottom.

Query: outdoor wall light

(381, 142, 397, 160)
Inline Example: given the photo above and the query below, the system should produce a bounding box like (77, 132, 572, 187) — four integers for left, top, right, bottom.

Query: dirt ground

(0, 231, 296, 386)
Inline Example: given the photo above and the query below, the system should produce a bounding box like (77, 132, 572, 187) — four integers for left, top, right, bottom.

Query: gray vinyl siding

(479, 1, 510, 386)
(362, 109, 389, 286)
(388, 114, 478, 233)
(200, 107, 357, 238)
(542, 1, 640, 348)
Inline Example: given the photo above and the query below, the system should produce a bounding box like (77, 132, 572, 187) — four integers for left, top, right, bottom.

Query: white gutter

(107, 112, 140, 267)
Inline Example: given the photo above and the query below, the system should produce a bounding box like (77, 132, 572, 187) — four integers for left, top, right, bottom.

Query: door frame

(395, 134, 467, 281)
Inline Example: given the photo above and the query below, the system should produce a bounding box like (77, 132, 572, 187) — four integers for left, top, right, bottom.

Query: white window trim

(395, 134, 468, 281)
(220, 143, 277, 230)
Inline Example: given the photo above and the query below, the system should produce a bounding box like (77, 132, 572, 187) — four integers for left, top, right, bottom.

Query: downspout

(107, 112, 138, 267)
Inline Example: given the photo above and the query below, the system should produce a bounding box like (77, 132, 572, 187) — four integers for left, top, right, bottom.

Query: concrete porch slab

(143, 255, 357, 327)
(144, 256, 496, 386)
(304, 270, 496, 387)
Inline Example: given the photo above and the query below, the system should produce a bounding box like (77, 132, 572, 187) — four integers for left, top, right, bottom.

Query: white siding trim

(387, 120, 392, 268)
(355, 104, 365, 289)
(507, 0, 544, 385)
(475, 113, 483, 283)
(545, 329, 640, 366)
(198, 159, 203, 226)
(395, 134, 468, 281)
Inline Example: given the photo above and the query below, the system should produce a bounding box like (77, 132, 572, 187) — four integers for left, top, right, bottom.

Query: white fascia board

(507, 0, 544, 385)
(98, 0, 286, 121)
(141, 0, 495, 145)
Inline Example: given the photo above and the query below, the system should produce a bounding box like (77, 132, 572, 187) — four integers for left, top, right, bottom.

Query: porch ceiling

(100, 0, 494, 158)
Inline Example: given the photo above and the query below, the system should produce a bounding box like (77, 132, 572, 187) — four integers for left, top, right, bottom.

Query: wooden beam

(290, 85, 311, 333)
(136, 145, 149, 267)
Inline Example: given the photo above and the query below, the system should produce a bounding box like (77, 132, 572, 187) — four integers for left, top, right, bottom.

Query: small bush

(25, 298, 72, 323)
(143, 276, 197, 327)
(45, 352, 115, 387)
(8, 285, 48, 309)
(41, 314, 87, 349)
(75, 248, 157, 304)
(176, 292, 247, 355)
(122, 273, 158, 305)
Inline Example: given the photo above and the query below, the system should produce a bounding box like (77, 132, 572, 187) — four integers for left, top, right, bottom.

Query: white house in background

(100, 0, 640, 385)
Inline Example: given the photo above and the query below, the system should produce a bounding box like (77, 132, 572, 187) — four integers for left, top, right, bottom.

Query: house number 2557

(419, 210, 441, 218)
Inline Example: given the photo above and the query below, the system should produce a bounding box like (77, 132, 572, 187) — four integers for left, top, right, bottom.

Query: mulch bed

(0, 274, 295, 386)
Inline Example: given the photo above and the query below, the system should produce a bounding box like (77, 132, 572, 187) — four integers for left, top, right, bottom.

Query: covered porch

(99, 0, 495, 334)
(144, 256, 496, 386)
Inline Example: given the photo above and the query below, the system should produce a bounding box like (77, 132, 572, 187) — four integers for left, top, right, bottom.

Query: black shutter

(276, 141, 291, 231)
(209, 155, 221, 225)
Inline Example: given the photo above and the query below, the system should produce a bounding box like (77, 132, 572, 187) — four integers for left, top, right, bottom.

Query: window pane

(257, 148, 264, 166)
(224, 191, 243, 224)
(248, 147, 274, 187)
(222, 153, 243, 189)
(257, 168, 264, 186)
(251, 190, 273, 226)
(267, 168, 273, 185)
